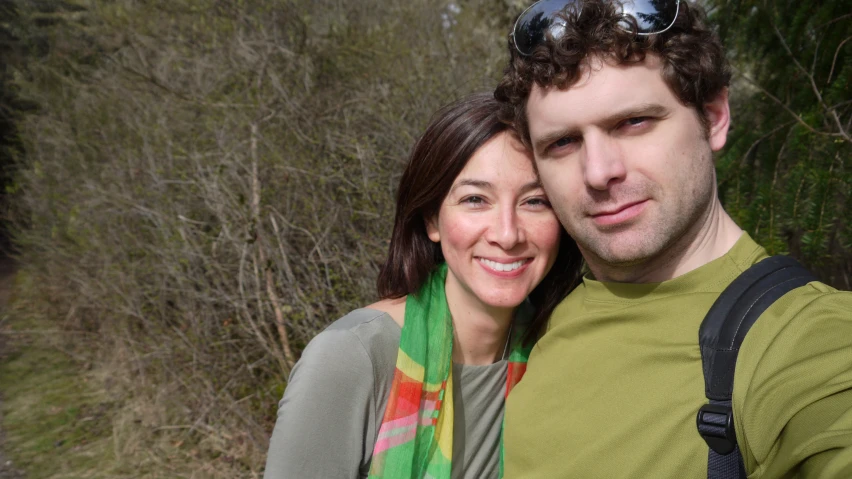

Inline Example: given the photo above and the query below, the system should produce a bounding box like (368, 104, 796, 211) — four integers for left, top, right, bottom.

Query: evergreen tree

(708, 0, 851, 288)
(0, 1, 22, 248)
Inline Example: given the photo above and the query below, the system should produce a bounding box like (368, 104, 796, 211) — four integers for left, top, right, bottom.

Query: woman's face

(427, 131, 562, 313)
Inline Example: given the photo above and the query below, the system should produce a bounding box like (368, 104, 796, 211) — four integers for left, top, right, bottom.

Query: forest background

(0, 0, 848, 477)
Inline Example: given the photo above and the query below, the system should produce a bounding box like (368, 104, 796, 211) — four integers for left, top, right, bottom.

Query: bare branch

(735, 71, 841, 138)
(771, 22, 851, 142)
(827, 35, 852, 85)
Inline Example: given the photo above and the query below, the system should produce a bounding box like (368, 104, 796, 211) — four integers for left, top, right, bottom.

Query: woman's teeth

(479, 258, 526, 272)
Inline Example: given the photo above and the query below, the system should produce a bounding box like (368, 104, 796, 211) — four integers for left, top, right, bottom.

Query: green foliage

(709, 0, 851, 288)
(0, 1, 26, 234)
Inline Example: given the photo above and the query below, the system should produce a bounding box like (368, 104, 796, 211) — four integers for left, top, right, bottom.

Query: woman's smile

(427, 131, 561, 312)
(477, 257, 532, 275)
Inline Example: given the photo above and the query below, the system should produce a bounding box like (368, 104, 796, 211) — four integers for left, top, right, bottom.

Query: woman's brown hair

(377, 92, 583, 343)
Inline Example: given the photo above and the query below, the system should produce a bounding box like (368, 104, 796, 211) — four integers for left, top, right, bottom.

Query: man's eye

(624, 117, 648, 126)
(553, 137, 576, 147)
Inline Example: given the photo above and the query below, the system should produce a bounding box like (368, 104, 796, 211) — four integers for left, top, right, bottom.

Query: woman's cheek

(537, 215, 563, 252)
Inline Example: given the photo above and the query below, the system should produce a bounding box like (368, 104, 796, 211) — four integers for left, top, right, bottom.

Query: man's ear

(426, 216, 440, 243)
(705, 88, 731, 152)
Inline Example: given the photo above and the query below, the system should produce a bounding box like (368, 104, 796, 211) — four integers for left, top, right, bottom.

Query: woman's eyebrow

(450, 179, 542, 194)
(450, 179, 492, 193)
(519, 180, 543, 193)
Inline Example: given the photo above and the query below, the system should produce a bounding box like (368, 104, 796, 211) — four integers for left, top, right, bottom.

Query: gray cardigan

(263, 308, 509, 478)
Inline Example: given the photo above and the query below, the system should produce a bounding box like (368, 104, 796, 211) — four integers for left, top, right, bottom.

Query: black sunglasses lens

(514, 0, 679, 56)
(514, 0, 574, 56)
(622, 0, 679, 32)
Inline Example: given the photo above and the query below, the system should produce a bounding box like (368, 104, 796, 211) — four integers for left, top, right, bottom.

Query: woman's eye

(461, 195, 485, 206)
(525, 197, 551, 208)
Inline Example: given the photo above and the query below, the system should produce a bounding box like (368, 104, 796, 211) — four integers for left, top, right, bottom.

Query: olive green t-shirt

(504, 233, 852, 478)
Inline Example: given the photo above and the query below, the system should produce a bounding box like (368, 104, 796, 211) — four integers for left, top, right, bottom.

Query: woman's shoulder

(266, 308, 401, 478)
(364, 296, 405, 328)
(298, 307, 400, 376)
(322, 305, 400, 343)
(323, 307, 399, 335)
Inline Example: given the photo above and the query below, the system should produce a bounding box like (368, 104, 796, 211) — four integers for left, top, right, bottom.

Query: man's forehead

(526, 56, 669, 126)
(529, 54, 664, 96)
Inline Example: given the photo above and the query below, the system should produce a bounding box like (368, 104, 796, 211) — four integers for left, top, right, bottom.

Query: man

(494, 0, 852, 477)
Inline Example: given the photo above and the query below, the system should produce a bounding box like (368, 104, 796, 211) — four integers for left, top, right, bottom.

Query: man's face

(525, 55, 730, 278)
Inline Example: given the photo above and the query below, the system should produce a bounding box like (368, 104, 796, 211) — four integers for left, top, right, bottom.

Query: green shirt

(504, 234, 852, 478)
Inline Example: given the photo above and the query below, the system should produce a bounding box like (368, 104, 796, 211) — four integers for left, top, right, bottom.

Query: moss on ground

(0, 270, 257, 478)
(0, 318, 122, 478)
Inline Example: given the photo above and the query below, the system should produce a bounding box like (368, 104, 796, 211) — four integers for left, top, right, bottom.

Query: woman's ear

(426, 216, 440, 243)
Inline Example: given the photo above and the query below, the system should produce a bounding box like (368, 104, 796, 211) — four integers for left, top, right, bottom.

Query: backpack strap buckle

(696, 403, 737, 455)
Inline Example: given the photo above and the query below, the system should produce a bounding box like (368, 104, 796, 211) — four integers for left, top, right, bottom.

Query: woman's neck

(369, 284, 517, 365)
(446, 290, 515, 366)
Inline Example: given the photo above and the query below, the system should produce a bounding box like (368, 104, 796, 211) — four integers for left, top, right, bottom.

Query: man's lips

(590, 200, 648, 226)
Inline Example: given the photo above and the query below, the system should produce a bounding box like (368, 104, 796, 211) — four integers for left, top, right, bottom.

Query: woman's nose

(486, 207, 524, 249)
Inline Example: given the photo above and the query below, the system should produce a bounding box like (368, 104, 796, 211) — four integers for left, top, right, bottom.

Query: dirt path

(0, 255, 24, 478)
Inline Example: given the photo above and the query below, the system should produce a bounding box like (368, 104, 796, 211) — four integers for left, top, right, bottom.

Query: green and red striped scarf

(367, 263, 532, 478)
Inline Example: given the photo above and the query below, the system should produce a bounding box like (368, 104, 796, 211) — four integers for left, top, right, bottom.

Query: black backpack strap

(696, 255, 816, 479)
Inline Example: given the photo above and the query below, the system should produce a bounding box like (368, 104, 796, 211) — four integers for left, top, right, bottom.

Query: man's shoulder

(746, 279, 849, 336)
(722, 234, 848, 320)
(797, 279, 848, 296)
(774, 279, 851, 318)
(736, 279, 851, 385)
(733, 280, 852, 473)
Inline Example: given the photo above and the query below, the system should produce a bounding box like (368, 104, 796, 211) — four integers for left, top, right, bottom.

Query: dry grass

(4, 0, 519, 474)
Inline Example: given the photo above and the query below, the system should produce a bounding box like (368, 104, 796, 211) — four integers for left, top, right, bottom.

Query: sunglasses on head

(512, 0, 681, 56)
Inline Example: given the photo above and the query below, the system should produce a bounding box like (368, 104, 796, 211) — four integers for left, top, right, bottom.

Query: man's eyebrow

(600, 103, 669, 125)
(533, 128, 576, 156)
(531, 103, 669, 155)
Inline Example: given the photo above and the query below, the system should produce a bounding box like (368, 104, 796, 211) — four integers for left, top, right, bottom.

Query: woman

(263, 93, 582, 478)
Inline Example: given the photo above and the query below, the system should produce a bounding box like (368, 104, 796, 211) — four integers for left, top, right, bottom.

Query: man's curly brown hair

(495, 0, 731, 143)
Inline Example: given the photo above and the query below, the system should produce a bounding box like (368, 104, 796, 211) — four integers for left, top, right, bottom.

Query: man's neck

(588, 199, 743, 283)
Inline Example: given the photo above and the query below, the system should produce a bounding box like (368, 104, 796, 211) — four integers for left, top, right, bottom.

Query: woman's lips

(477, 257, 532, 277)
(591, 200, 648, 226)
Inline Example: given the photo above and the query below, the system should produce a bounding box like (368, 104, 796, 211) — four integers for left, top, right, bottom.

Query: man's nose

(583, 134, 626, 190)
